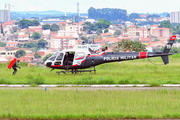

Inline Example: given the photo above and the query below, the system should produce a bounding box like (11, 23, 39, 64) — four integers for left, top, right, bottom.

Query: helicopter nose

(44, 61, 52, 67)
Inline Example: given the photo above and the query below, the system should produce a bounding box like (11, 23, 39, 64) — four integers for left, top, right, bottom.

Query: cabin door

(74, 52, 85, 66)
(54, 53, 64, 65)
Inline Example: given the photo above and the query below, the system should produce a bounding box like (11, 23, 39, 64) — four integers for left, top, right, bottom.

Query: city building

(0, 10, 9, 22)
(0, 48, 33, 57)
(50, 36, 76, 49)
(41, 19, 64, 24)
(128, 25, 136, 38)
(139, 28, 148, 38)
(170, 11, 180, 23)
(18, 33, 30, 42)
(150, 27, 170, 39)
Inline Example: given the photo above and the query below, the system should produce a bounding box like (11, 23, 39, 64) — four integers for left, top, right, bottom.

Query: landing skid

(56, 67, 96, 75)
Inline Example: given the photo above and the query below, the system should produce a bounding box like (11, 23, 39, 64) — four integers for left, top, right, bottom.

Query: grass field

(1, 89, 180, 119)
(0, 53, 180, 85)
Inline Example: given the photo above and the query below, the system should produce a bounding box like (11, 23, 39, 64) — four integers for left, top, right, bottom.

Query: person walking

(12, 59, 21, 75)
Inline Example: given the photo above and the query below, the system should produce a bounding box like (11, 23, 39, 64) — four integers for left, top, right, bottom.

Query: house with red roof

(100, 33, 113, 38)
(105, 37, 121, 43)
(20, 56, 31, 63)
(5, 42, 18, 49)
(94, 38, 103, 44)
(26, 53, 35, 60)
(0, 47, 4, 51)
(18, 34, 30, 42)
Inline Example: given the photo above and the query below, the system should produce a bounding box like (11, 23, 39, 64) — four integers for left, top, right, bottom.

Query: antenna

(5, 4, 14, 22)
(5, 3, 6, 21)
(77, 2, 79, 38)
(65, 9, 66, 16)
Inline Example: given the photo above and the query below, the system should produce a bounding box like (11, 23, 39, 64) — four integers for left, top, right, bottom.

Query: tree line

(16, 19, 40, 29)
(83, 19, 111, 34)
(88, 7, 128, 21)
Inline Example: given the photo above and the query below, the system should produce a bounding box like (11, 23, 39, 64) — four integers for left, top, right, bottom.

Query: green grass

(1, 89, 180, 119)
(1, 53, 180, 84)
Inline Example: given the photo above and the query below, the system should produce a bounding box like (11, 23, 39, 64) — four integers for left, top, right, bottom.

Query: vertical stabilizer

(163, 35, 176, 53)
(161, 55, 169, 65)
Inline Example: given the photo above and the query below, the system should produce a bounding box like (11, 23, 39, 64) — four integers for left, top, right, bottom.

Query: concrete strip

(0, 84, 180, 87)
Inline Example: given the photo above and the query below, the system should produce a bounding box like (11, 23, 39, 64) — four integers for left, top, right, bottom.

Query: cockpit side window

(48, 52, 58, 61)
(56, 53, 64, 60)
(75, 52, 85, 60)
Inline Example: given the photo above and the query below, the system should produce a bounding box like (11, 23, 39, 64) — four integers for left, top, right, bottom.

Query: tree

(88, 7, 128, 21)
(38, 39, 48, 48)
(175, 23, 180, 34)
(42, 24, 50, 30)
(23, 41, 38, 50)
(43, 54, 53, 61)
(129, 13, 140, 20)
(97, 29, 102, 35)
(34, 52, 41, 58)
(30, 20, 40, 26)
(18, 19, 40, 29)
(31, 32, 41, 39)
(50, 24, 59, 31)
(114, 30, 121, 36)
(113, 39, 146, 52)
(15, 50, 26, 58)
(104, 29, 109, 33)
(147, 14, 160, 19)
(1, 24, 4, 36)
(0, 42, 6, 47)
(159, 21, 174, 29)
(95, 19, 111, 29)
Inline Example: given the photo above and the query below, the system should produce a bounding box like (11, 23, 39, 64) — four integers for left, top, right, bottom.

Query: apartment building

(128, 25, 136, 38)
(151, 28, 170, 38)
(139, 28, 148, 38)
(50, 36, 76, 49)
(18, 33, 30, 42)
(0, 10, 9, 22)
(170, 11, 180, 23)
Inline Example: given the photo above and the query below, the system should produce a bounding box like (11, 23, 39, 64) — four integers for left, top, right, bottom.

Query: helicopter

(44, 35, 176, 74)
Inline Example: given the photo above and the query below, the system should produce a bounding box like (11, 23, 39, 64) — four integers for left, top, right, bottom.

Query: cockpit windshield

(56, 53, 64, 60)
(48, 52, 58, 61)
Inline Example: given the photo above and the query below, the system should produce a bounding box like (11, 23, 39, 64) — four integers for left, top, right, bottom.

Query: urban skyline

(0, 0, 180, 14)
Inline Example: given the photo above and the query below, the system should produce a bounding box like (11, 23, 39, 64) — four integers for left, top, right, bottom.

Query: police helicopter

(44, 35, 176, 75)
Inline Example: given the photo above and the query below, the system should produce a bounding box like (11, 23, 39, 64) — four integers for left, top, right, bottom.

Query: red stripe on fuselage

(86, 52, 105, 57)
(75, 56, 85, 60)
(81, 59, 85, 63)
(138, 52, 147, 59)
(51, 65, 62, 67)
(72, 64, 78, 67)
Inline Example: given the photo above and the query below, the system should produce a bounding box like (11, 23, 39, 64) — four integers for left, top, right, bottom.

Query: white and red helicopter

(44, 35, 176, 74)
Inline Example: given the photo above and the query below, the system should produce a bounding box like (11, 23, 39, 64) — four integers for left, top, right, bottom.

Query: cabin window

(75, 52, 85, 60)
(48, 52, 58, 61)
(56, 53, 64, 60)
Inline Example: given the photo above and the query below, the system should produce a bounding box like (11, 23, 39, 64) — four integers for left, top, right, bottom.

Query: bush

(119, 79, 130, 84)
(98, 78, 115, 84)
(26, 74, 45, 85)
(149, 82, 161, 87)
(0, 78, 11, 84)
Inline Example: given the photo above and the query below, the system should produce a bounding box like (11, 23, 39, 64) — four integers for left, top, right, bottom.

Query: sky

(0, 0, 180, 14)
